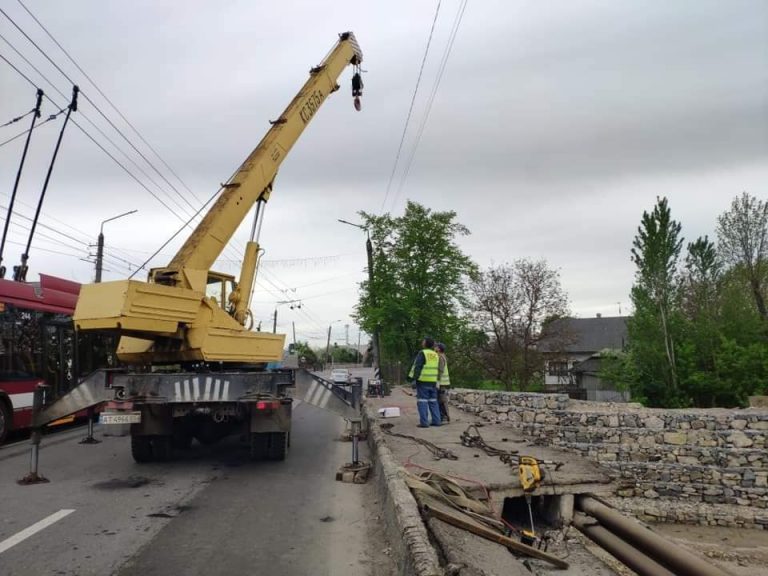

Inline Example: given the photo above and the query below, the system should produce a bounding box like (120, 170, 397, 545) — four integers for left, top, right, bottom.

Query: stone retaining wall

(448, 389, 768, 528)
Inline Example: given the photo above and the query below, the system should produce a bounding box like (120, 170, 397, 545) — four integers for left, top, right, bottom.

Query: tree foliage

(470, 260, 569, 390)
(355, 201, 477, 380)
(716, 192, 768, 321)
(607, 194, 768, 407)
(629, 196, 683, 403)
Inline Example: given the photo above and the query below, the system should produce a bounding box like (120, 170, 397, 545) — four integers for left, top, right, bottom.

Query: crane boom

(73, 32, 363, 365)
(163, 32, 362, 284)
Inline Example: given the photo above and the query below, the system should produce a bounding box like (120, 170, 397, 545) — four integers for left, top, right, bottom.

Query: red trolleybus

(0, 274, 114, 444)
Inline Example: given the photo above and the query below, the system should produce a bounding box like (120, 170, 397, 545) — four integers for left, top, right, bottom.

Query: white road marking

(0, 509, 75, 555)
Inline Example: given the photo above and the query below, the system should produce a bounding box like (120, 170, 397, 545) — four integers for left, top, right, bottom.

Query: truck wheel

(249, 433, 268, 460)
(172, 426, 193, 450)
(131, 436, 154, 463)
(0, 400, 11, 445)
(152, 436, 173, 462)
(267, 432, 288, 461)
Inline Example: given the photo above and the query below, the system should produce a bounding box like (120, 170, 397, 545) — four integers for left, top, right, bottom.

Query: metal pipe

(576, 496, 730, 576)
(572, 512, 675, 576)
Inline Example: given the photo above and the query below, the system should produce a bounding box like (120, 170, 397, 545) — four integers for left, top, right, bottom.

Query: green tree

(355, 201, 477, 382)
(716, 192, 768, 322)
(629, 197, 684, 406)
(293, 341, 319, 368)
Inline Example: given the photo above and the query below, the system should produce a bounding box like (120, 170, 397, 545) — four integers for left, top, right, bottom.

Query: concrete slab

(367, 387, 614, 511)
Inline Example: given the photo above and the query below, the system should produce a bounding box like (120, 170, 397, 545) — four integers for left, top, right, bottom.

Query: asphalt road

(0, 399, 386, 576)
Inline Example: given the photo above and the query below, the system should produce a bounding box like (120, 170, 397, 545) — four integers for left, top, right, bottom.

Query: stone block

(664, 432, 688, 445)
(729, 430, 754, 448)
(748, 421, 768, 430)
(644, 416, 665, 431)
(522, 411, 535, 423)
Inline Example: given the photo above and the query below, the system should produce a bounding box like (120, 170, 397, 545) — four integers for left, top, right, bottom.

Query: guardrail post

(351, 378, 362, 412)
(18, 384, 50, 485)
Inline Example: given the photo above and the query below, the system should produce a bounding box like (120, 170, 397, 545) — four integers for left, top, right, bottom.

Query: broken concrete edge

(364, 403, 444, 576)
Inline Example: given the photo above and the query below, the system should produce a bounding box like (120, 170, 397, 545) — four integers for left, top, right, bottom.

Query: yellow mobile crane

(32, 32, 363, 463)
(75, 32, 363, 366)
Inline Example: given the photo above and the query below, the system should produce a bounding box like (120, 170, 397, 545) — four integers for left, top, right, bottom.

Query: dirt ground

(651, 523, 768, 576)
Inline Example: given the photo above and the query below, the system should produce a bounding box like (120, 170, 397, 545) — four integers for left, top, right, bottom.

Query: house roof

(571, 356, 602, 375)
(539, 316, 628, 353)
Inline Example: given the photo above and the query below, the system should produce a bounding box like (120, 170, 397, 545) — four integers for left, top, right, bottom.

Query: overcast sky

(1, 0, 766, 347)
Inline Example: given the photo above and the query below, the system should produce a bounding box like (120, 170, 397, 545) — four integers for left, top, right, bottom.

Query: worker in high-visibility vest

(435, 342, 450, 423)
(408, 337, 442, 427)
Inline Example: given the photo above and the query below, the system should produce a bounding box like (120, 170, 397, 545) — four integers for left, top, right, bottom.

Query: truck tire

(131, 435, 154, 463)
(267, 432, 288, 461)
(152, 436, 173, 462)
(0, 399, 11, 445)
(249, 432, 268, 460)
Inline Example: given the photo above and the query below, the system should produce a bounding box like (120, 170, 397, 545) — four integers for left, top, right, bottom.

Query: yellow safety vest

(439, 363, 450, 387)
(408, 349, 440, 383)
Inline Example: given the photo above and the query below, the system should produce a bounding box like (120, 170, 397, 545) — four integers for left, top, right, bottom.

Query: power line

(390, 0, 469, 212)
(380, 0, 442, 213)
(0, 106, 35, 128)
(14, 0, 205, 207)
(2, 5, 211, 233)
(2, 8, 252, 273)
(0, 15, 208, 228)
(0, 38, 193, 223)
(0, 105, 65, 148)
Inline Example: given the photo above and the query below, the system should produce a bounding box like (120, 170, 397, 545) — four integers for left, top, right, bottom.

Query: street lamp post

(95, 210, 137, 283)
(338, 219, 382, 380)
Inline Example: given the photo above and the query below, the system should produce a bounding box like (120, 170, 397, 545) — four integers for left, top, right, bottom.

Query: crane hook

(352, 68, 363, 111)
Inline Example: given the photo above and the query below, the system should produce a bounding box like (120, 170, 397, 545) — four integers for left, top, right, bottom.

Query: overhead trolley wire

(4, 2, 207, 228)
(0, 106, 36, 128)
(15, 0, 205, 206)
(0, 105, 66, 149)
(389, 0, 469, 212)
(5, 4, 260, 273)
(0, 15, 205, 227)
(0, 36, 194, 224)
(380, 0, 442, 213)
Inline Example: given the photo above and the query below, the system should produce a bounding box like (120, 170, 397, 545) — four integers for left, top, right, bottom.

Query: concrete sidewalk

(365, 386, 619, 576)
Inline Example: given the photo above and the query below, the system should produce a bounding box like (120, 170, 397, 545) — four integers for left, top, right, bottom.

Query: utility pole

(272, 309, 277, 333)
(292, 321, 296, 345)
(325, 324, 332, 365)
(95, 209, 137, 282)
(345, 323, 349, 346)
(338, 219, 382, 381)
(357, 330, 361, 365)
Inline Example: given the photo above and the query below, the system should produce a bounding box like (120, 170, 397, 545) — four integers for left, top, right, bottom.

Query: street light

(95, 209, 138, 283)
(338, 219, 382, 379)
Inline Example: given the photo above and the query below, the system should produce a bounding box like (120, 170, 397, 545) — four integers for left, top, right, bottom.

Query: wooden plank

(423, 503, 569, 570)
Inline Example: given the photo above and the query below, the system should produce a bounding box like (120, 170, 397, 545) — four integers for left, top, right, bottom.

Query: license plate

(100, 412, 141, 425)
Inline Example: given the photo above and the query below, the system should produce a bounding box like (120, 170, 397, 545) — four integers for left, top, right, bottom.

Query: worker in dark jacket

(408, 337, 441, 427)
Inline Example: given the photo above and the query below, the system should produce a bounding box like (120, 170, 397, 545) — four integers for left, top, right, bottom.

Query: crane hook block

(352, 72, 363, 111)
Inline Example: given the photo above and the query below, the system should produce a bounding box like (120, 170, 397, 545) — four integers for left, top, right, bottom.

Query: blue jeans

(416, 383, 441, 426)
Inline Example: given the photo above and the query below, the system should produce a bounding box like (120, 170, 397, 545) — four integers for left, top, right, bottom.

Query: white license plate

(100, 412, 141, 425)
